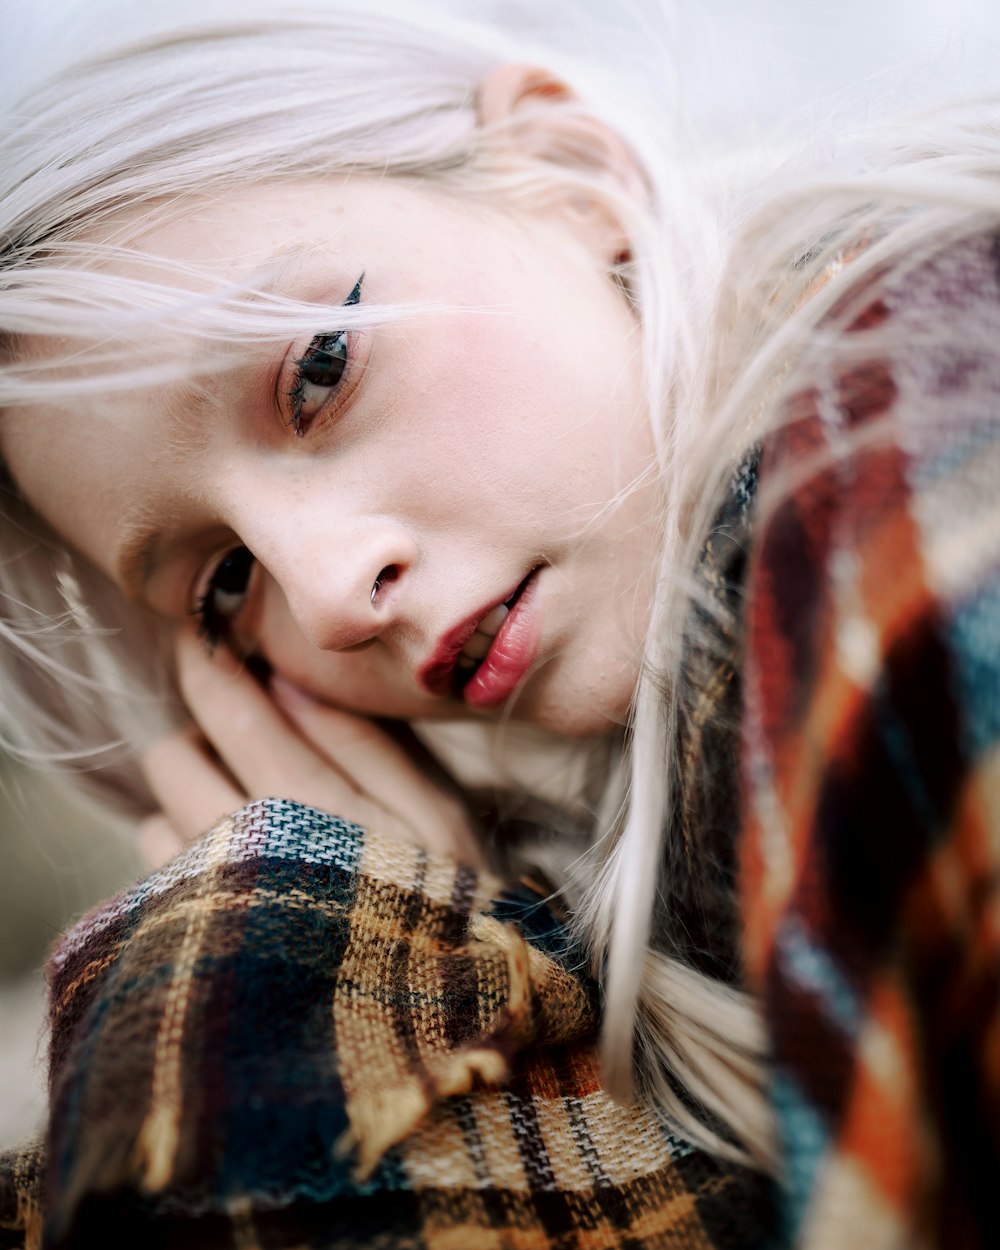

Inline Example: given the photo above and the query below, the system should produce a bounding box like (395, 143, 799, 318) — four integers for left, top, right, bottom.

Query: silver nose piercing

(370, 578, 381, 606)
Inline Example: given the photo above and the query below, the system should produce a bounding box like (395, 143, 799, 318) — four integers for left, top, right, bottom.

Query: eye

(286, 275, 363, 437)
(289, 331, 348, 434)
(194, 545, 256, 648)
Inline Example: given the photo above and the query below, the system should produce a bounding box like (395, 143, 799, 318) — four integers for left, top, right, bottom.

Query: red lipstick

(419, 604, 492, 697)
(418, 569, 540, 703)
(463, 569, 541, 709)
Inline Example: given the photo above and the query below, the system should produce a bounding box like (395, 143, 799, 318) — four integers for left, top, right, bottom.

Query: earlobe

(476, 63, 647, 208)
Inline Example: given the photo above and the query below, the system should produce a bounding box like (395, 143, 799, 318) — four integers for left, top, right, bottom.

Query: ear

(477, 64, 646, 260)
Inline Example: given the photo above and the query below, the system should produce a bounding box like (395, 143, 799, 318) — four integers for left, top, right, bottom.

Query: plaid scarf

(0, 802, 772, 1249)
(741, 232, 1000, 1249)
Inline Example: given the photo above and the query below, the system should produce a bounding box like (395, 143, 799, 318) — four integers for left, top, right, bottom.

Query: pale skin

(139, 631, 483, 867)
(3, 68, 660, 868)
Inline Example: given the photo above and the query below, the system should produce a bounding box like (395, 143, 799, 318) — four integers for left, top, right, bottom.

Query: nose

(242, 510, 419, 652)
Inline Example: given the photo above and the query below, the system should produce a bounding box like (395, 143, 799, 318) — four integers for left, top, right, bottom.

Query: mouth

(418, 567, 541, 705)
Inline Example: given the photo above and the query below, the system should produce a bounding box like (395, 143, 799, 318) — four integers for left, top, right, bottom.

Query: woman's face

(3, 177, 662, 737)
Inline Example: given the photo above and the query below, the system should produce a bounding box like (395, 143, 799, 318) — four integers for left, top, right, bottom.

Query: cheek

(275, 651, 392, 716)
(250, 589, 421, 718)
(415, 317, 578, 507)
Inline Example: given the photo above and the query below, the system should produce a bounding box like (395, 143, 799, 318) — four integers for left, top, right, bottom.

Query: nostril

(370, 564, 401, 606)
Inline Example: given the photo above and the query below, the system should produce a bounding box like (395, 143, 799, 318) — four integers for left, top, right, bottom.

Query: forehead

(3, 384, 184, 591)
(84, 176, 405, 269)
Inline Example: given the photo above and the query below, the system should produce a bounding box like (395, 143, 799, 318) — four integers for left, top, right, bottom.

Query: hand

(138, 629, 483, 870)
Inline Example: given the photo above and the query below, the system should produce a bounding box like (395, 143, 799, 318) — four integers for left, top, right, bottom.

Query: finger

(143, 725, 244, 842)
(176, 630, 347, 798)
(136, 814, 185, 870)
(177, 631, 482, 864)
(269, 677, 423, 790)
(271, 677, 484, 865)
(176, 631, 382, 823)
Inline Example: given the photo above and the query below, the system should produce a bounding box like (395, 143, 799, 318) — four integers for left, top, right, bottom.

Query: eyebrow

(117, 508, 171, 602)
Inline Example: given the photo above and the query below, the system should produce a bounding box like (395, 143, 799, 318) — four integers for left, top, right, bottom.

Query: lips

(418, 569, 539, 702)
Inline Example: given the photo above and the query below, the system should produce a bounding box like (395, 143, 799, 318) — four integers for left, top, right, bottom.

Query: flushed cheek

(248, 600, 426, 719)
(261, 641, 426, 719)
(428, 317, 552, 450)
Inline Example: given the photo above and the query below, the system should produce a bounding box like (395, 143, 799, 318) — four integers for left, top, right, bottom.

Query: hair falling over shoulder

(2, 0, 1000, 1169)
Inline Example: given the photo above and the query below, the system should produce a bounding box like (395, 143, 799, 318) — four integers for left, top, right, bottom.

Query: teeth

(462, 631, 492, 660)
(457, 603, 509, 673)
(479, 604, 509, 636)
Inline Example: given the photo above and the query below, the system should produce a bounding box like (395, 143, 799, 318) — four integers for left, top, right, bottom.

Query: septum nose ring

(370, 576, 382, 606)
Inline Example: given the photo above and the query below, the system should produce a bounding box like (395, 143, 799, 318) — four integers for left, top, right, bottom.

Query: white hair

(3, 0, 1000, 1167)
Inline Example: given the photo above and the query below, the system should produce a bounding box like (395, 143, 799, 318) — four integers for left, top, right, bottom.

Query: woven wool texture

(741, 233, 1000, 1249)
(1, 802, 769, 1249)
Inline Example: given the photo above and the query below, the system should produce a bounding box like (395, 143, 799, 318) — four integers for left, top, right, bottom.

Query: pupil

(304, 333, 347, 387)
(215, 547, 254, 592)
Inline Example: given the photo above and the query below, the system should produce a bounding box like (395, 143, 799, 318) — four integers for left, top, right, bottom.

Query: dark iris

(196, 546, 256, 648)
(287, 276, 363, 436)
(212, 546, 254, 594)
(300, 333, 348, 386)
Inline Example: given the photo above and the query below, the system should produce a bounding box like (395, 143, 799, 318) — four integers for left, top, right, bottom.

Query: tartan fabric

(0, 1145, 42, 1250)
(0, 800, 772, 1250)
(662, 449, 759, 986)
(741, 233, 1000, 1249)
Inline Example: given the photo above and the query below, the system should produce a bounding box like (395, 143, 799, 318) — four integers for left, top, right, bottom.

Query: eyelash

(193, 545, 256, 650)
(286, 274, 363, 437)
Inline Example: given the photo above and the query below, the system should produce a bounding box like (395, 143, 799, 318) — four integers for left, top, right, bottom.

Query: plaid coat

(2, 234, 999, 1249)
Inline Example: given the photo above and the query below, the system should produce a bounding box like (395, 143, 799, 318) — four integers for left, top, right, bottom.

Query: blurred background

(2, 0, 1000, 1147)
(0, 764, 141, 1144)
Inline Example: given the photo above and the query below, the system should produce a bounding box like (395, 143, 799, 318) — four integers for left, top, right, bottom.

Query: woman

(1, 2, 998, 1246)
